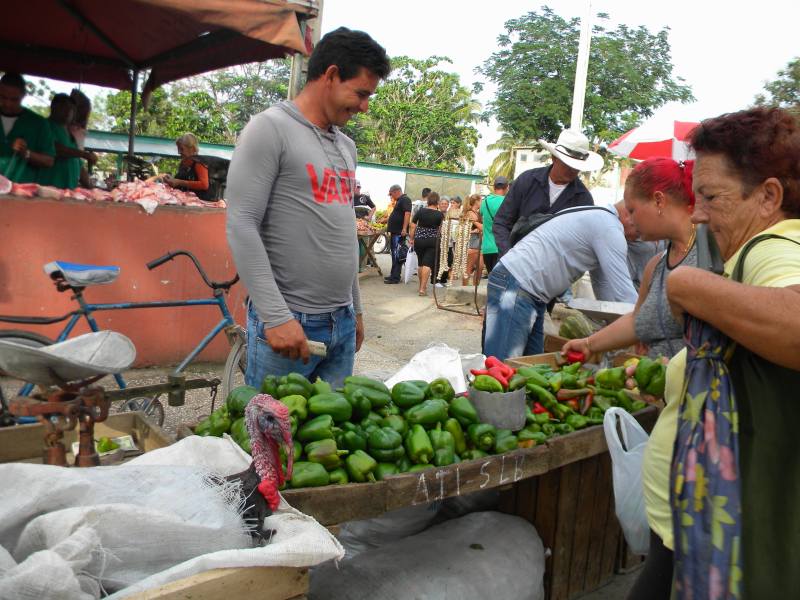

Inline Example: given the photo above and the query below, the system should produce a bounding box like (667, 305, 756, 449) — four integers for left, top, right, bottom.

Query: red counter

(0, 196, 247, 366)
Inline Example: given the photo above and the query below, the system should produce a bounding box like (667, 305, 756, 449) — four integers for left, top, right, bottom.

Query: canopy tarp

(0, 0, 315, 93)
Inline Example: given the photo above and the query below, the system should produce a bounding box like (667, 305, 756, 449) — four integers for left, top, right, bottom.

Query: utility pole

(569, 0, 593, 132)
(288, 0, 324, 99)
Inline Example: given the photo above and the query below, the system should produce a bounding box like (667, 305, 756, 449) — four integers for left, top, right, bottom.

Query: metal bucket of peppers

(468, 356, 527, 431)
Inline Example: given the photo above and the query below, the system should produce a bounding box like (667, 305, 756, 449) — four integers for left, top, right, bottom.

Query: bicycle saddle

(44, 261, 120, 287)
(0, 331, 135, 386)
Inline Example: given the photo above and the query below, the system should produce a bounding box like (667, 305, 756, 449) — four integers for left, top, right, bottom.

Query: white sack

(384, 343, 468, 393)
(337, 504, 440, 559)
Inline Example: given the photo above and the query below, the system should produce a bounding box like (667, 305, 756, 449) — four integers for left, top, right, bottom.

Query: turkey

(226, 394, 294, 544)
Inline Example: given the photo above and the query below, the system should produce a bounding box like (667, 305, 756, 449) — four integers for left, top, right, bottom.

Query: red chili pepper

(532, 402, 549, 414)
(565, 399, 579, 411)
(470, 368, 490, 376)
(581, 393, 593, 415)
(566, 350, 585, 364)
(485, 356, 515, 378)
(487, 366, 509, 390)
(585, 376, 595, 385)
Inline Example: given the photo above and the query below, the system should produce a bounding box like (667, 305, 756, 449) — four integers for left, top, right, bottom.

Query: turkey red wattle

(245, 394, 293, 511)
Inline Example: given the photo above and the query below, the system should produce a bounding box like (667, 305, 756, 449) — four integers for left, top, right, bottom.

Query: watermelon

(225, 385, 258, 417)
(558, 313, 595, 339)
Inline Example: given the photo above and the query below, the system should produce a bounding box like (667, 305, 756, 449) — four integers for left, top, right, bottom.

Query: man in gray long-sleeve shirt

(226, 27, 391, 388)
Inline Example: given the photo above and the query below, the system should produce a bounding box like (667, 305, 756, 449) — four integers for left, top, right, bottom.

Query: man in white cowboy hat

(493, 128, 603, 257)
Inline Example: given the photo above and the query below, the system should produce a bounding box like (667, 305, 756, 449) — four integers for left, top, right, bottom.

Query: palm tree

(487, 132, 528, 181)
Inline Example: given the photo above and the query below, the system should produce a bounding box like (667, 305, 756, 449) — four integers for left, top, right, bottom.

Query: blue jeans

(484, 263, 547, 361)
(245, 302, 356, 390)
(389, 234, 404, 281)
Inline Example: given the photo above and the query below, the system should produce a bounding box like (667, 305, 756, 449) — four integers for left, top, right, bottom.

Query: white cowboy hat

(539, 129, 604, 172)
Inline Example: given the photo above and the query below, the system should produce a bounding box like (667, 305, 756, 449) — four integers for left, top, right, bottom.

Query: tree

(754, 57, 800, 110)
(486, 132, 520, 181)
(95, 59, 290, 144)
(344, 56, 481, 171)
(478, 7, 694, 146)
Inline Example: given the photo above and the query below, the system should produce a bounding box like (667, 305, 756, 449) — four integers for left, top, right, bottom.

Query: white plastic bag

(603, 407, 650, 556)
(402, 249, 418, 284)
(384, 343, 467, 393)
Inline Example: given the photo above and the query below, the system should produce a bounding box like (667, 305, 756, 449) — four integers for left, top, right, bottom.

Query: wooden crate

(506, 351, 637, 370)
(0, 411, 172, 463)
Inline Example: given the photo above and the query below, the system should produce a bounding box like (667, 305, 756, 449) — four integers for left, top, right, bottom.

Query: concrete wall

(0, 197, 247, 367)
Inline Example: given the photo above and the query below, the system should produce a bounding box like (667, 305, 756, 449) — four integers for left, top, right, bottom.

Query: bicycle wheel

(121, 395, 165, 426)
(221, 333, 247, 402)
(0, 330, 55, 408)
(374, 233, 388, 254)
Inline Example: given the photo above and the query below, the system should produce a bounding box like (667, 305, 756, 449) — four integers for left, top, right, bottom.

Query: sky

(321, 0, 800, 169)
(35, 0, 798, 171)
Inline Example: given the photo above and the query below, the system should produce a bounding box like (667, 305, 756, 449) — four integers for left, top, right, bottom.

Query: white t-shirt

(548, 179, 567, 206)
(500, 206, 638, 304)
(1, 115, 18, 136)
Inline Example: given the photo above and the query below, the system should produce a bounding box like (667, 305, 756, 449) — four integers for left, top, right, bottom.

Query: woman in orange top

(163, 133, 212, 200)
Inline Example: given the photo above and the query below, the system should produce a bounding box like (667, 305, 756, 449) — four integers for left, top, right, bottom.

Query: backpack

(509, 206, 615, 247)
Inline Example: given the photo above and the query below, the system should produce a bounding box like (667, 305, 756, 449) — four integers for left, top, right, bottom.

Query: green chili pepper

(297, 414, 338, 443)
(595, 367, 626, 390)
(279, 394, 308, 421)
(494, 429, 519, 454)
(554, 423, 574, 435)
(345, 388, 372, 421)
(375, 463, 399, 480)
(587, 406, 605, 424)
(561, 372, 580, 389)
(468, 423, 497, 452)
(562, 362, 582, 375)
(565, 414, 589, 430)
(548, 372, 563, 392)
(507, 374, 528, 391)
(472, 374, 504, 393)
(591, 394, 613, 412)
(425, 378, 455, 402)
(449, 396, 479, 427)
(444, 418, 467, 455)
(260, 375, 280, 397)
(527, 383, 571, 420)
(518, 427, 548, 444)
(542, 423, 556, 436)
(631, 400, 648, 412)
(290, 462, 330, 488)
(380, 414, 409, 437)
(405, 424, 434, 464)
(391, 381, 426, 409)
(308, 392, 352, 423)
(345, 450, 378, 482)
(329, 467, 349, 485)
(517, 367, 551, 389)
(305, 438, 349, 470)
(405, 399, 449, 427)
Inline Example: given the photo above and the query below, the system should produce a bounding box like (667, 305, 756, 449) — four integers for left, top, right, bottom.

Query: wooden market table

(282, 406, 658, 600)
(358, 232, 384, 277)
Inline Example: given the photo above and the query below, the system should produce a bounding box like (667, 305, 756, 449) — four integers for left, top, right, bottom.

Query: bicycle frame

(16, 288, 235, 396)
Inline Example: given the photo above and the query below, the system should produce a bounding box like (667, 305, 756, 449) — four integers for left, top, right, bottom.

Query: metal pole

(570, 0, 593, 132)
(127, 69, 139, 181)
(288, 0, 324, 99)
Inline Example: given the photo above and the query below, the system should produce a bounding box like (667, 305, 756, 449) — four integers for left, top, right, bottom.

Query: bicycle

(0, 250, 247, 426)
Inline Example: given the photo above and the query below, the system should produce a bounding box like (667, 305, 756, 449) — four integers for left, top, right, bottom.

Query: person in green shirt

(40, 94, 96, 189)
(479, 175, 509, 273)
(0, 72, 54, 183)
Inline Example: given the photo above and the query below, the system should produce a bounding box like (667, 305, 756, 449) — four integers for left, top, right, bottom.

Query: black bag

(509, 206, 615, 247)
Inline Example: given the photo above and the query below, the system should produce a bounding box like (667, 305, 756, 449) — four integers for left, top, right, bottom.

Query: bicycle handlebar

(146, 250, 239, 290)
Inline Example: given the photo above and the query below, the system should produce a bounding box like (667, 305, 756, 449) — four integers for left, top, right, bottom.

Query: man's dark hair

(307, 27, 391, 82)
(0, 72, 27, 93)
(421, 187, 431, 198)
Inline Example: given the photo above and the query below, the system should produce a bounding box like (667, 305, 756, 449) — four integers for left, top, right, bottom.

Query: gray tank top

(634, 242, 698, 358)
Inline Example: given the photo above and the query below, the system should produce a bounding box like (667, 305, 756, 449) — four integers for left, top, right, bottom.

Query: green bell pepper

(345, 450, 378, 482)
(406, 380, 429, 391)
(631, 399, 648, 412)
(370, 446, 406, 462)
(408, 464, 434, 472)
(230, 416, 248, 442)
(293, 440, 302, 461)
(634, 357, 660, 389)
(561, 372, 580, 389)
(208, 407, 231, 437)
(277, 382, 311, 399)
(344, 383, 392, 409)
(339, 428, 368, 453)
(360, 411, 383, 428)
(405, 399, 449, 428)
(297, 414, 338, 443)
(290, 415, 297, 437)
(472, 374, 504, 393)
(377, 403, 400, 418)
(644, 368, 666, 397)
(595, 367, 626, 390)
(375, 463, 399, 480)
(260, 375, 280, 397)
(380, 414, 409, 437)
(554, 423, 574, 435)
(449, 395, 479, 427)
(565, 414, 589, 430)
(305, 438, 348, 470)
(329, 467, 349, 485)
(238, 436, 252, 454)
(286, 372, 314, 395)
(587, 406, 605, 424)
(429, 423, 456, 466)
(541, 423, 557, 436)
(468, 423, 497, 452)
(534, 412, 551, 426)
(343, 375, 391, 395)
(225, 385, 258, 416)
(391, 381, 426, 409)
(444, 418, 467, 455)
(279, 394, 308, 421)
(312, 377, 332, 396)
(290, 462, 330, 488)
(397, 456, 413, 472)
(308, 392, 352, 422)
(194, 417, 212, 436)
(493, 430, 519, 454)
(345, 388, 372, 421)
(461, 449, 489, 461)
(405, 424, 434, 464)
(425, 378, 455, 402)
(367, 426, 403, 450)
